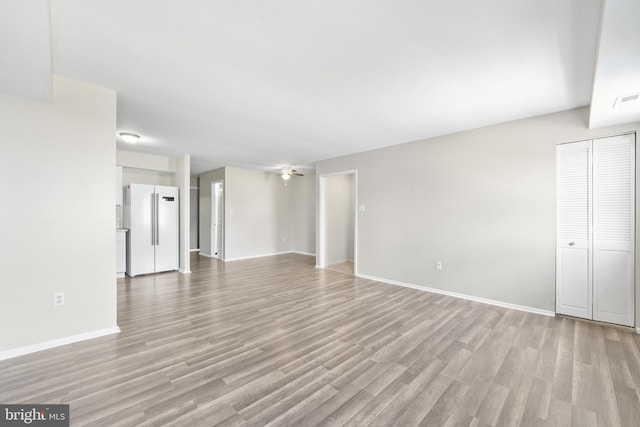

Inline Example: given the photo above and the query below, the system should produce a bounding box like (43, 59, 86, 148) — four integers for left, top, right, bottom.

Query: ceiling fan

(281, 167, 304, 181)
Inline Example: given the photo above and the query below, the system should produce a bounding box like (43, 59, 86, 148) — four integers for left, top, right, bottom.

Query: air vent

(613, 93, 639, 109)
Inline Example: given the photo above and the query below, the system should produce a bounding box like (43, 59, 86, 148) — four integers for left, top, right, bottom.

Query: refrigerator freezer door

(154, 185, 179, 273)
(125, 184, 156, 277)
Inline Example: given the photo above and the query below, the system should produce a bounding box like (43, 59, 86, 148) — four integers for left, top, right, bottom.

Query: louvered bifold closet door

(556, 141, 592, 319)
(592, 134, 635, 327)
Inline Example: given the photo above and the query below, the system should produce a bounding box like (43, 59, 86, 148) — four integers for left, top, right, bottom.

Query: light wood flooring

(2, 253, 640, 426)
(324, 261, 354, 276)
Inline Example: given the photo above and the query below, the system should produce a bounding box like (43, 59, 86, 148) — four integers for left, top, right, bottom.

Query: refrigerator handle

(151, 193, 155, 246)
(156, 193, 160, 245)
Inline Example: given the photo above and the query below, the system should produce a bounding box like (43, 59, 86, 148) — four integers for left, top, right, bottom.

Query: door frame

(210, 180, 224, 260)
(317, 170, 358, 275)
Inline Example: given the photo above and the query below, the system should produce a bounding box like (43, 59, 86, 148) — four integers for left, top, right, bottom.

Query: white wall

(292, 173, 316, 255)
(117, 150, 176, 187)
(199, 167, 316, 259)
(117, 150, 176, 172)
(325, 175, 355, 264)
(225, 167, 292, 260)
(121, 169, 173, 186)
(316, 107, 640, 323)
(172, 155, 191, 273)
(0, 76, 117, 354)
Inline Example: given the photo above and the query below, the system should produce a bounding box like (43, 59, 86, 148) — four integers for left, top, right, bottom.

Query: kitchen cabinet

(116, 229, 127, 278)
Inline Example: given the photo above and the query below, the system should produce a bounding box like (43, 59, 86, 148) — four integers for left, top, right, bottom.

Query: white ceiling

(2, 1, 639, 174)
(0, 0, 51, 102)
(589, 0, 640, 128)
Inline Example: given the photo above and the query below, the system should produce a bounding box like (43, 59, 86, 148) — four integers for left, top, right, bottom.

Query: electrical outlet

(435, 261, 442, 271)
(54, 292, 64, 306)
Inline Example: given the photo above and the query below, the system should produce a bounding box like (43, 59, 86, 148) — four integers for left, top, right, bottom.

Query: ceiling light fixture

(281, 170, 291, 181)
(119, 132, 140, 144)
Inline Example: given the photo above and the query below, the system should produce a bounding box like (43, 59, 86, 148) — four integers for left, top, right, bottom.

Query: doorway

(211, 180, 224, 260)
(318, 171, 357, 275)
(190, 186, 199, 250)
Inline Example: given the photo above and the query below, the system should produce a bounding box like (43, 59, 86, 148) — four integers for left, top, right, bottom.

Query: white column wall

(0, 76, 118, 355)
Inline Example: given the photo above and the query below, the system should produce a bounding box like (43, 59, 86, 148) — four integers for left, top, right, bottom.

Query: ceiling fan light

(119, 132, 140, 144)
(281, 172, 291, 180)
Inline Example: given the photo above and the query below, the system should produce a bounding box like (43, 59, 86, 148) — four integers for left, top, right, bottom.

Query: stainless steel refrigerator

(124, 184, 179, 277)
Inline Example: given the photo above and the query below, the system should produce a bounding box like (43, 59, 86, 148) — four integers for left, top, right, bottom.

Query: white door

(211, 181, 224, 260)
(155, 185, 179, 273)
(592, 135, 635, 326)
(556, 141, 592, 319)
(556, 134, 635, 327)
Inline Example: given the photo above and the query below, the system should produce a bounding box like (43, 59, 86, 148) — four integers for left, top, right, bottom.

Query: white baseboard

(189, 248, 200, 252)
(326, 259, 354, 266)
(0, 326, 121, 361)
(207, 251, 315, 262)
(179, 269, 192, 274)
(224, 251, 292, 262)
(198, 252, 212, 257)
(636, 327, 640, 335)
(356, 273, 556, 318)
(292, 251, 316, 257)
(116, 272, 125, 278)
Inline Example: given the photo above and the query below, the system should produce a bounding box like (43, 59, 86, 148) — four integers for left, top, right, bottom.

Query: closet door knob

(568, 242, 575, 246)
